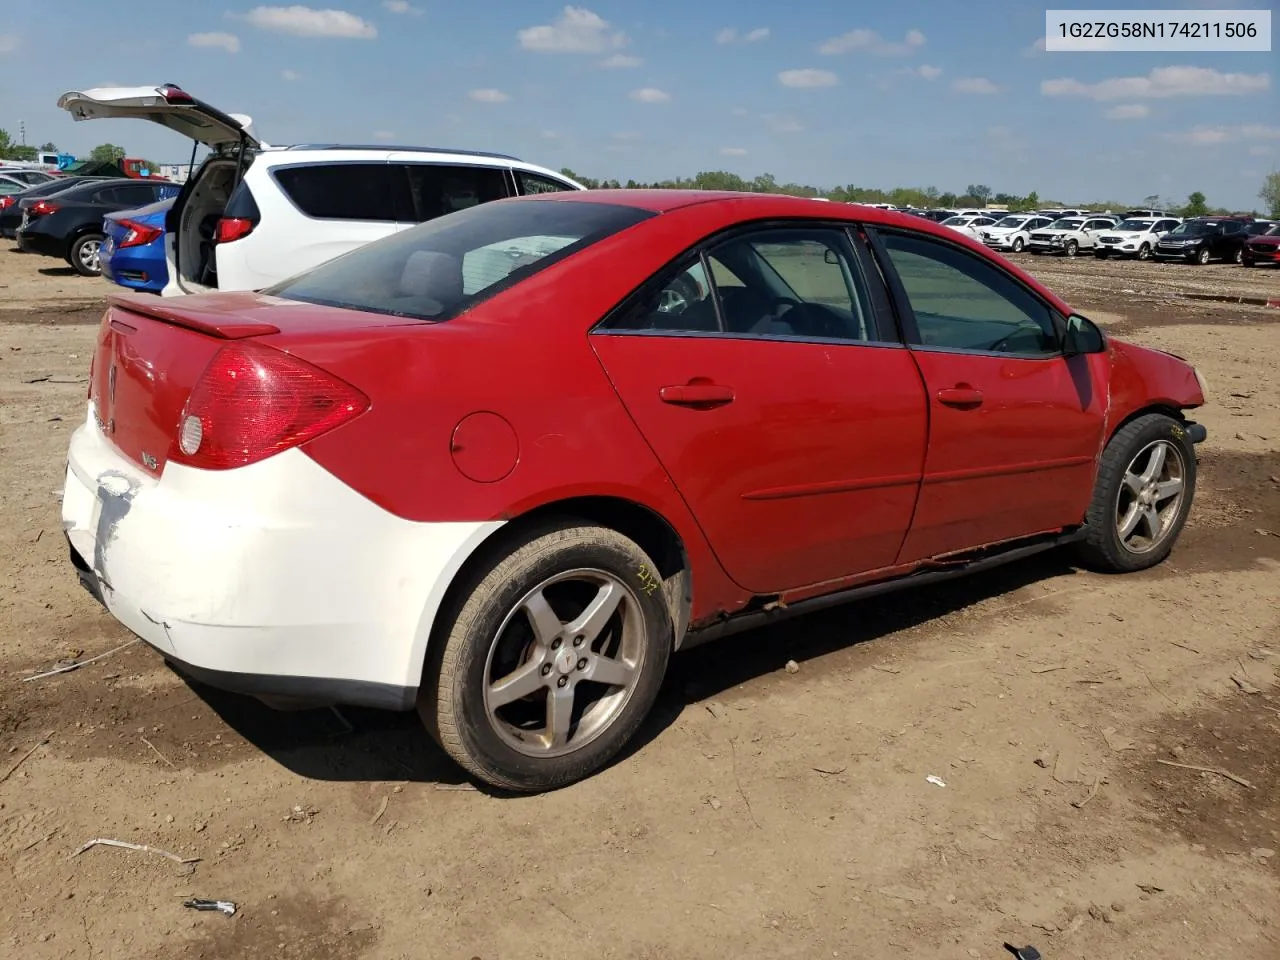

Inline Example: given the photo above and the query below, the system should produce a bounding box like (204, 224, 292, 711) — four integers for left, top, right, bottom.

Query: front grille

(1099, 237, 1120, 244)
(1030, 233, 1052, 242)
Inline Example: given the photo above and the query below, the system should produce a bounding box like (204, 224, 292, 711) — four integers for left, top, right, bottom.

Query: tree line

(561, 167, 1280, 220)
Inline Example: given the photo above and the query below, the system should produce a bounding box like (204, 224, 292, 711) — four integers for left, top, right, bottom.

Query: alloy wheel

(1114, 440, 1186, 555)
(482, 568, 647, 758)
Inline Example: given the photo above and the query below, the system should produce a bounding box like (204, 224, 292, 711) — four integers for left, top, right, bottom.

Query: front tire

(1076, 413, 1196, 573)
(69, 233, 103, 277)
(1195, 247, 1210, 265)
(422, 523, 673, 793)
(1064, 240, 1079, 257)
(1137, 243, 1152, 261)
(1233, 247, 1244, 265)
(1012, 237, 1025, 253)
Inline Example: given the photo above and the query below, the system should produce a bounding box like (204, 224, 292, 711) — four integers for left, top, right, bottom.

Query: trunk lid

(57, 85, 263, 152)
(90, 293, 424, 474)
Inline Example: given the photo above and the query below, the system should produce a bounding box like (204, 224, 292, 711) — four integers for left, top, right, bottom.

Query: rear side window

(402, 163, 511, 221)
(273, 163, 398, 222)
(266, 199, 654, 322)
(517, 171, 576, 195)
(113, 183, 162, 206)
(223, 180, 261, 221)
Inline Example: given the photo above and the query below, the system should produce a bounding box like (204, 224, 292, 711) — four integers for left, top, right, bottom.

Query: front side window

(879, 231, 1060, 357)
(266, 199, 653, 321)
(517, 171, 576, 195)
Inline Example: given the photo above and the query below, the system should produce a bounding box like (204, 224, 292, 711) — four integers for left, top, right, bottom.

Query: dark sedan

(17, 179, 180, 276)
(1152, 217, 1250, 265)
(1, 176, 116, 240)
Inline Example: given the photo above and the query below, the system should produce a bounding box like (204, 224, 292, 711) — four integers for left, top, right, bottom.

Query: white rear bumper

(60, 408, 501, 708)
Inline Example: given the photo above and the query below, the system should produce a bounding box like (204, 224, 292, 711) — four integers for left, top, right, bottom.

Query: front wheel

(69, 233, 103, 277)
(1011, 237, 1025, 252)
(1195, 247, 1211, 265)
(422, 523, 673, 792)
(1076, 413, 1196, 573)
(1137, 243, 1152, 261)
(1233, 247, 1244, 265)
(1064, 240, 1079, 257)
(1242, 257, 1255, 267)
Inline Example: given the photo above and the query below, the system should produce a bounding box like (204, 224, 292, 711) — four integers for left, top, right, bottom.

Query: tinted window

(273, 163, 397, 221)
(518, 171, 576, 195)
(114, 183, 163, 206)
(266, 200, 653, 321)
(880, 231, 1059, 356)
(403, 163, 510, 221)
(609, 228, 880, 343)
(1222, 221, 1244, 234)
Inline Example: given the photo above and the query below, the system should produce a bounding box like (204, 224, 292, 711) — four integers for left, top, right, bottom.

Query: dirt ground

(2, 245, 1279, 960)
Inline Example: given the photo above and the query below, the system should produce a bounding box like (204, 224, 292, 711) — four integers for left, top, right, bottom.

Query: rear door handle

(659, 382, 735, 406)
(935, 386, 984, 408)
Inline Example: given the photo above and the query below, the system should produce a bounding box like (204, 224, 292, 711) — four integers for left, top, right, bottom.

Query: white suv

(1027, 215, 1119, 257)
(978, 214, 1055, 253)
(1093, 217, 1182, 260)
(57, 84, 585, 297)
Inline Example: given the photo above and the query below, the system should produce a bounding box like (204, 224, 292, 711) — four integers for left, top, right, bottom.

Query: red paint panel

(591, 334, 928, 594)
(450, 412, 518, 483)
(1104, 339, 1205, 435)
(897, 351, 1108, 562)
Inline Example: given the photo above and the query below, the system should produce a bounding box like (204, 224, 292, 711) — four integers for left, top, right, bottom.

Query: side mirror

(1063, 314, 1105, 356)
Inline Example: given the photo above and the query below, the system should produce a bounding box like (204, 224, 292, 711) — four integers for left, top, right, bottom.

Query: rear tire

(1075, 413, 1196, 574)
(1233, 247, 1244, 265)
(69, 233, 103, 277)
(422, 522, 674, 793)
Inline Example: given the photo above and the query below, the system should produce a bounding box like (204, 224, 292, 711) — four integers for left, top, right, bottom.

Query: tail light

(0, 197, 13, 211)
(30, 200, 59, 216)
(173, 341, 368, 470)
(116, 219, 163, 248)
(215, 217, 255, 244)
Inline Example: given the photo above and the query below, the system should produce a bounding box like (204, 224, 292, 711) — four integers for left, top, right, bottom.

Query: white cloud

(518, 6, 626, 53)
(599, 53, 642, 68)
(188, 31, 241, 53)
(469, 88, 510, 103)
(778, 68, 838, 88)
(762, 113, 804, 133)
(373, 130, 395, 140)
(1042, 65, 1270, 101)
(0, 34, 17, 54)
(281, 68, 301, 81)
(1105, 103, 1149, 119)
(629, 87, 670, 102)
(915, 64, 942, 80)
(1021, 36, 1047, 57)
(716, 27, 769, 44)
(237, 6, 377, 39)
(540, 130, 560, 140)
(952, 76, 1000, 95)
(720, 146, 748, 156)
(730, 106, 749, 116)
(1168, 123, 1280, 145)
(381, 0, 421, 13)
(819, 28, 925, 56)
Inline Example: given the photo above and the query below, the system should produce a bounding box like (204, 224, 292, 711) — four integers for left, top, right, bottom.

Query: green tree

(91, 143, 127, 163)
(966, 184, 993, 204)
(39, 141, 58, 152)
(1259, 172, 1280, 218)
(7, 145, 36, 162)
(0, 128, 13, 158)
(1183, 191, 1208, 217)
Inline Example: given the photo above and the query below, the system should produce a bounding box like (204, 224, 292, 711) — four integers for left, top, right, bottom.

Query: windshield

(993, 216, 1026, 228)
(1115, 219, 1156, 231)
(266, 199, 654, 321)
(1049, 219, 1084, 230)
(941, 216, 970, 225)
(1169, 221, 1214, 236)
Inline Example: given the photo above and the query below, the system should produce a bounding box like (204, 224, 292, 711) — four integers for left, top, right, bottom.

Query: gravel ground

(1, 245, 1278, 960)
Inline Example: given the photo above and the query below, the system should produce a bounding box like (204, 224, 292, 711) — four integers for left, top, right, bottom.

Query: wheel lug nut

(541, 664, 552, 676)
(551, 638, 562, 650)
(573, 635, 584, 647)
(577, 658, 588, 671)
(557, 676, 568, 688)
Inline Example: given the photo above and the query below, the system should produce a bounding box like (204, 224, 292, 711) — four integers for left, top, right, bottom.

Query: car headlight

(1193, 367, 1209, 399)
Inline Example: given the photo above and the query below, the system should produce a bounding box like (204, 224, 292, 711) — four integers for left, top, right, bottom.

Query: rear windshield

(266, 199, 654, 321)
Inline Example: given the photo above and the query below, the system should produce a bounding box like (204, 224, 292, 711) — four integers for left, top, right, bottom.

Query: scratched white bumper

(60, 406, 501, 707)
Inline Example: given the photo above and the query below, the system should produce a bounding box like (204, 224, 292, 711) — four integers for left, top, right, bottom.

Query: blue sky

(1, 0, 1276, 208)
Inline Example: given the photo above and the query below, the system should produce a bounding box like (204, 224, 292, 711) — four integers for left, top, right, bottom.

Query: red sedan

(61, 190, 1208, 792)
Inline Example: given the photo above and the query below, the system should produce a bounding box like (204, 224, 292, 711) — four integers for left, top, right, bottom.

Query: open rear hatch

(57, 85, 263, 152)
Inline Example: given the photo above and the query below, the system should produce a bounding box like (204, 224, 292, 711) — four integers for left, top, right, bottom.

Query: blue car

(101, 197, 173, 293)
